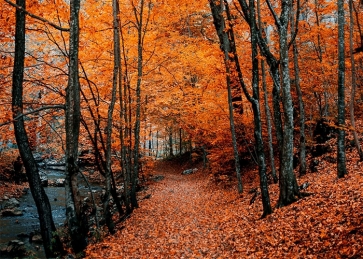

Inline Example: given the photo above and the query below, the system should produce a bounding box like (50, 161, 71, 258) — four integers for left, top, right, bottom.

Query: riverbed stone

(0, 240, 27, 257)
(54, 178, 65, 187)
(1, 208, 23, 216)
(4, 198, 20, 209)
(31, 234, 43, 243)
(39, 170, 48, 187)
(181, 168, 198, 175)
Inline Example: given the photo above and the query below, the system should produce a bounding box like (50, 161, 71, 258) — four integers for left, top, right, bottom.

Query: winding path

(86, 162, 246, 258)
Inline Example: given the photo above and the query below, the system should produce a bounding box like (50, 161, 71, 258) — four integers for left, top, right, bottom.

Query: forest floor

(86, 155, 363, 259)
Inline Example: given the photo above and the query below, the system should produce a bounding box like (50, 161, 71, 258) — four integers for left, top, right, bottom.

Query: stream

(0, 169, 102, 258)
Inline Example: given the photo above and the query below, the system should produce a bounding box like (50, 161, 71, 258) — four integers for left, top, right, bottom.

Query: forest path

(86, 160, 363, 258)
(86, 161, 246, 258)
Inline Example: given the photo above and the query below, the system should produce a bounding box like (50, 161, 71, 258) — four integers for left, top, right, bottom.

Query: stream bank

(0, 166, 102, 258)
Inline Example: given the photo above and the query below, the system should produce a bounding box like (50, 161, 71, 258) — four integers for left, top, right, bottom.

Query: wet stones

(0, 240, 27, 257)
(1, 197, 23, 216)
(181, 168, 198, 175)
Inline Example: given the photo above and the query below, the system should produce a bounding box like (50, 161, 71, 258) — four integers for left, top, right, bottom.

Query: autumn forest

(0, 0, 363, 257)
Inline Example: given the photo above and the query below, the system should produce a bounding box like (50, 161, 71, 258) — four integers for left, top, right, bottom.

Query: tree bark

(337, 0, 347, 178)
(291, 0, 306, 175)
(258, 0, 278, 184)
(11, 0, 63, 256)
(209, 0, 243, 193)
(349, 0, 363, 161)
(249, 0, 272, 216)
(276, 0, 300, 206)
(103, 0, 122, 234)
(65, 0, 88, 253)
(237, 0, 284, 170)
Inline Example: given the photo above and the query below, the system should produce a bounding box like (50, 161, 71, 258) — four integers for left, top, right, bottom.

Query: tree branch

(288, 0, 301, 49)
(3, 0, 70, 31)
(0, 105, 65, 127)
(265, 0, 281, 30)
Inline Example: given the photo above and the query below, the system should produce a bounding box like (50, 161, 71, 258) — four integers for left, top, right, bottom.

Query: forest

(0, 0, 363, 258)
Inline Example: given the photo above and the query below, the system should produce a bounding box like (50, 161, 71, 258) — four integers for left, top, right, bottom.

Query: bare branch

(265, 0, 281, 30)
(0, 105, 65, 127)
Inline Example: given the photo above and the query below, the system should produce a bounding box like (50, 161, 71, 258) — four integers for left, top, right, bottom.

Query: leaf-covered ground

(86, 155, 363, 258)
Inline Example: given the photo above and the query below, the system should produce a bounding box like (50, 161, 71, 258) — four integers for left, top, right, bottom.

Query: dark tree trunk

(65, 0, 88, 253)
(349, 0, 363, 161)
(249, 0, 272, 216)
(11, 0, 63, 257)
(277, 0, 300, 206)
(237, 0, 284, 169)
(209, 0, 243, 193)
(258, 0, 278, 184)
(337, 0, 347, 177)
(103, 0, 122, 234)
(168, 127, 173, 157)
(290, 0, 307, 175)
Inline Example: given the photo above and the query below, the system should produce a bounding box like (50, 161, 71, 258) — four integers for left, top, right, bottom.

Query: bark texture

(337, 0, 347, 178)
(65, 0, 88, 253)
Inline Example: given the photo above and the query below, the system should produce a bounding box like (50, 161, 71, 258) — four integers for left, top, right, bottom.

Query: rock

(31, 234, 43, 243)
(0, 240, 27, 257)
(1, 208, 23, 216)
(39, 170, 48, 187)
(33, 153, 44, 163)
(3, 196, 9, 200)
(152, 175, 165, 182)
(4, 198, 20, 209)
(54, 178, 65, 187)
(181, 168, 198, 175)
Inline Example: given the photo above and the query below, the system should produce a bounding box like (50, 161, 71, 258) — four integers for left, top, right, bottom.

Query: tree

(290, 0, 307, 175)
(103, 0, 123, 234)
(337, 0, 347, 178)
(348, 0, 363, 161)
(11, 0, 63, 256)
(65, 0, 88, 253)
(209, 0, 243, 193)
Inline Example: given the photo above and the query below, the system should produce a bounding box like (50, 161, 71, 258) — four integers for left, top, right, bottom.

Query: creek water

(0, 169, 102, 258)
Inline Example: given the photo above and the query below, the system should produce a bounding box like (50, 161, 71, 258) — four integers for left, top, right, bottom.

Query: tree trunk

(291, 1, 307, 175)
(168, 127, 174, 157)
(261, 60, 278, 183)
(277, 0, 300, 207)
(237, 0, 284, 170)
(349, 0, 363, 161)
(249, 0, 272, 216)
(337, 0, 347, 177)
(258, 0, 278, 184)
(65, 0, 88, 253)
(11, 0, 63, 256)
(103, 0, 122, 234)
(209, 0, 243, 193)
